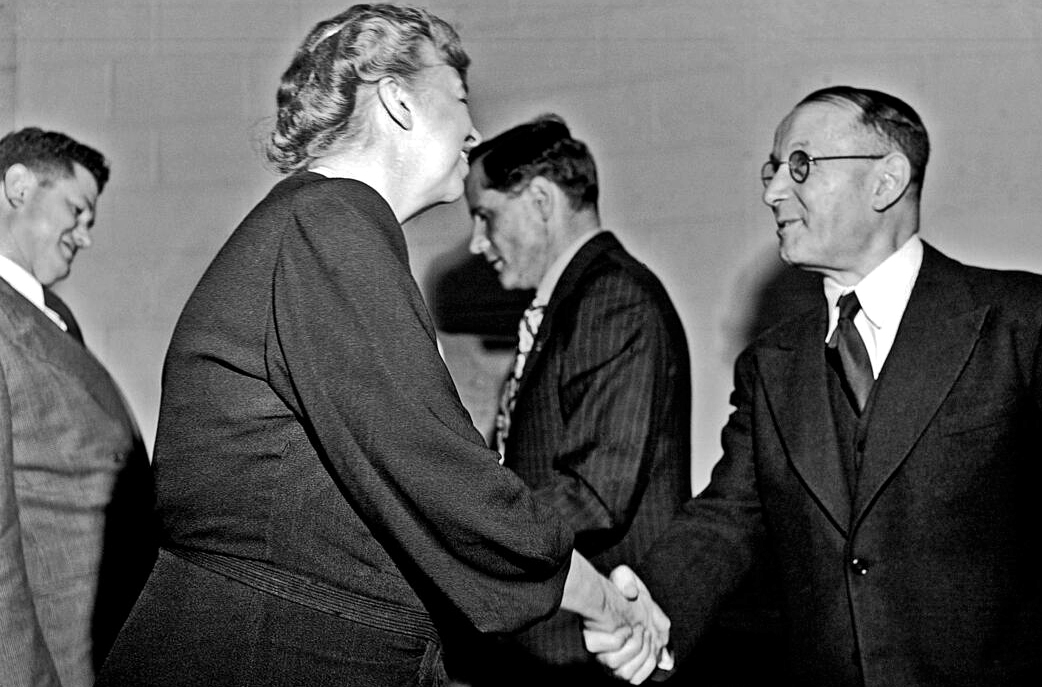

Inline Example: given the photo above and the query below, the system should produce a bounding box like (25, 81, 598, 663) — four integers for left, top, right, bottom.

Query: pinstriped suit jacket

(0, 278, 156, 687)
(501, 232, 691, 674)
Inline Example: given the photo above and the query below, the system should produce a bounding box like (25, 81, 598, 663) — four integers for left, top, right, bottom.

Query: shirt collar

(534, 229, 603, 306)
(0, 253, 45, 310)
(823, 234, 923, 336)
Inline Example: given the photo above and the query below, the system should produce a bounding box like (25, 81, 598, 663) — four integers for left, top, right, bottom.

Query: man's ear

(871, 152, 912, 211)
(526, 176, 556, 222)
(377, 76, 413, 131)
(2, 164, 38, 209)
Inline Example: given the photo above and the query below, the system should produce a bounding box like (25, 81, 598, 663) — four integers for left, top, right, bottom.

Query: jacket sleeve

(266, 182, 573, 633)
(524, 272, 682, 549)
(637, 346, 767, 664)
(0, 339, 62, 687)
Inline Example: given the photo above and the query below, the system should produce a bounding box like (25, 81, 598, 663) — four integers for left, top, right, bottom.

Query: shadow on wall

(428, 236, 825, 358)
(731, 244, 825, 350)
(425, 235, 825, 455)
(424, 239, 534, 440)
(426, 239, 534, 344)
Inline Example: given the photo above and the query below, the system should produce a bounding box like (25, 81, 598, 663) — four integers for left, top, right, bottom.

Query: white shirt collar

(534, 229, 603, 306)
(823, 235, 923, 375)
(0, 253, 46, 310)
(0, 253, 69, 331)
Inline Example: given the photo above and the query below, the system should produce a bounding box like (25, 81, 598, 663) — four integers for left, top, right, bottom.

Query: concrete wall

(1, 2, 14, 131)
(6, 0, 1041, 490)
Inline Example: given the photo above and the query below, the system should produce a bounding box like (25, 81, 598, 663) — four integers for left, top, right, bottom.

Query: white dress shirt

(534, 229, 603, 308)
(823, 235, 924, 378)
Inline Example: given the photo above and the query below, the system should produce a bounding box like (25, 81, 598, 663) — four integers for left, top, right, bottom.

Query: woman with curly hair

(96, 5, 667, 686)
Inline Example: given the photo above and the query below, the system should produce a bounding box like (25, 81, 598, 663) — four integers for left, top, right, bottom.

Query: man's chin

(499, 273, 534, 292)
(777, 245, 801, 268)
(40, 265, 72, 287)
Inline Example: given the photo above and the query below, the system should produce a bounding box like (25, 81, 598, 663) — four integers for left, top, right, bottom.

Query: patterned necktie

(494, 301, 545, 462)
(827, 291, 873, 413)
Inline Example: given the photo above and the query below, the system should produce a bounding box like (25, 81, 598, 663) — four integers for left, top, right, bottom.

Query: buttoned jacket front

(643, 243, 1042, 686)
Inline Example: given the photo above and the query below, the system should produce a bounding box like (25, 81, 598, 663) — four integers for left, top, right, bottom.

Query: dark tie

(494, 301, 545, 461)
(43, 287, 85, 345)
(827, 292, 873, 413)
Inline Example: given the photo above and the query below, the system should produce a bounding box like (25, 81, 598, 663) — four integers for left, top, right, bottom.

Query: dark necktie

(494, 301, 545, 462)
(827, 292, 873, 413)
(43, 287, 85, 345)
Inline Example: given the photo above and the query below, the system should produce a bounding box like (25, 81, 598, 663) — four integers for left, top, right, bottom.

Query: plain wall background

(3, 0, 1040, 491)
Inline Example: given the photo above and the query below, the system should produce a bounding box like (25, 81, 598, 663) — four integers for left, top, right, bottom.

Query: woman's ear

(377, 76, 413, 131)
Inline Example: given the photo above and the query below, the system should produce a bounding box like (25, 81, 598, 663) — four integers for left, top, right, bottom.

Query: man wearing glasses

(593, 86, 1042, 685)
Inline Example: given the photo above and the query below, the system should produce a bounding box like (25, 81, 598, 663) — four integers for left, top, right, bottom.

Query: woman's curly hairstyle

(266, 3, 469, 174)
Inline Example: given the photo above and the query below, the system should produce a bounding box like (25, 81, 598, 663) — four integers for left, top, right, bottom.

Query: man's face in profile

(763, 102, 884, 282)
(5, 162, 97, 286)
(465, 161, 552, 291)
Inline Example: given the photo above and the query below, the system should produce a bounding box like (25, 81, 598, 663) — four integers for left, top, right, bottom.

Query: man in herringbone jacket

(0, 128, 155, 687)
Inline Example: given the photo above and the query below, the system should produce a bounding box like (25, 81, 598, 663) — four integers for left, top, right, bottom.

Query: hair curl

(798, 85, 930, 195)
(0, 127, 109, 192)
(469, 113, 599, 212)
(266, 3, 469, 174)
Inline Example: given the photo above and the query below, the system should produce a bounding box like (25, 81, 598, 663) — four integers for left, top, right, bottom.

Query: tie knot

(517, 301, 545, 345)
(837, 291, 862, 321)
(522, 301, 545, 328)
(523, 301, 545, 318)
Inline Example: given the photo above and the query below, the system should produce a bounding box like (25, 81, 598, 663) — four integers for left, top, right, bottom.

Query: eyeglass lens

(761, 151, 811, 187)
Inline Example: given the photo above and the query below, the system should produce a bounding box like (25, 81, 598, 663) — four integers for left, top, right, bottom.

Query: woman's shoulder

(271, 173, 408, 261)
(285, 174, 389, 212)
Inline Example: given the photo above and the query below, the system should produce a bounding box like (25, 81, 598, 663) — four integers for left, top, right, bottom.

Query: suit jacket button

(850, 558, 869, 575)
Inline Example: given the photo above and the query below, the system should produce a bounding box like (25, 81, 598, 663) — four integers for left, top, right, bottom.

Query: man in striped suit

(461, 114, 691, 686)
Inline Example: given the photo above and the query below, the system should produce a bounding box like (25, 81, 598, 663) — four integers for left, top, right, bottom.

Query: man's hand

(581, 565, 673, 684)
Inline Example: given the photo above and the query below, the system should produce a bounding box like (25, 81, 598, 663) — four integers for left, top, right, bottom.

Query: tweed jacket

(0, 278, 155, 687)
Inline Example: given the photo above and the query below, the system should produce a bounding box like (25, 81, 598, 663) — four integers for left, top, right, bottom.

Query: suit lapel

(759, 307, 852, 535)
(517, 232, 619, 393)
(0, 280, 130, 423)
(852, 245, 986, 523)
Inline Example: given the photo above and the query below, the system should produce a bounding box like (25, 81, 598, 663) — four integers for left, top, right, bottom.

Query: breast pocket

(935, 396, 1018, 437)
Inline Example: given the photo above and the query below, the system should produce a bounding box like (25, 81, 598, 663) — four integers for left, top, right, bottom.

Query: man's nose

(762, 165, 791, 207)
(464, 126, 482, 152)
(468, 218, 489, 255)
(72, 224, 92, 249)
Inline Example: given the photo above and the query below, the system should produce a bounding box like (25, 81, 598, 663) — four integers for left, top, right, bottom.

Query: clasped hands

(582, 565, 673, 684)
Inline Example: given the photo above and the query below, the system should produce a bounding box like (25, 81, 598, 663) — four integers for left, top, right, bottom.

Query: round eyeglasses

(761, 150, 886, 187)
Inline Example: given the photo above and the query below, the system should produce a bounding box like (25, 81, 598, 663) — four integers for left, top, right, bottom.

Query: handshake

(564, 552, 674, 684)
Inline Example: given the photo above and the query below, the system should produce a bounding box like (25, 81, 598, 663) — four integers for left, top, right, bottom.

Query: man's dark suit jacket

(498, 232, 691, 677)
(642, 242, 1042, 686)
